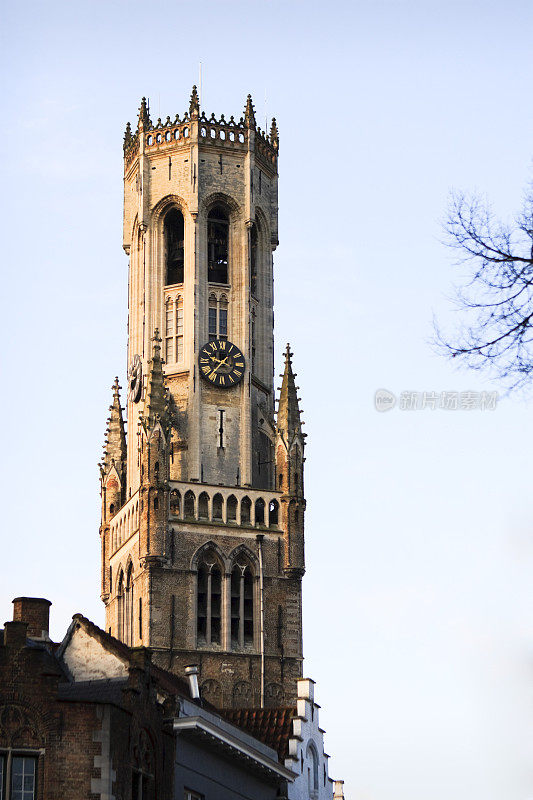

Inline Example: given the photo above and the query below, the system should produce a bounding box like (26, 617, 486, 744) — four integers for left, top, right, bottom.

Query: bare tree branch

(434, 185, 533, 391)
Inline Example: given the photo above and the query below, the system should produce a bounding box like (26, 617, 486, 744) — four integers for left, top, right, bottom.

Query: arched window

(231, 556, 254, 649)
(132, 729, 155, 800)
(184, 490, 195, 518)
(268, 499, 279, 527)
(212, 493, 223, 520)
(251, 306, 256, 373)
(117, 570, 124, 641)
(227, 494, 238, 522)
(170, 489, 181, 516)
(307, 742, 319, 795)
(207, 206, 229, 284)
(241, 496, 251, 525)
(255, 498, 265, 525)
(198, 492, 209, 519)
(164, 208, 184, 285)
(250, 222, 258, 296)
(197, 553, 222, 646)
(124, 563, 134, 646)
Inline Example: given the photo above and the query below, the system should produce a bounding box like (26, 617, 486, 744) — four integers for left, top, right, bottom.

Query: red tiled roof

(222, 707, 296, 760)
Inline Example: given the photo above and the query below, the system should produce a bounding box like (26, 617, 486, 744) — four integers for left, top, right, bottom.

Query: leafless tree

(435, 186, 533, 391)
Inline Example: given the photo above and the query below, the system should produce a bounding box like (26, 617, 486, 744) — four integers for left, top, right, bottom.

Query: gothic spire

(102, 377, 127, 474)
(244, 94, 256, 129)
(142, 330, 170, 434)
(138, 97, 151, 130)
(123, 121, 132, 150)
(277, 344, 303, 439)
(189, 85, 199, 118)
(269, 117, 279, 151)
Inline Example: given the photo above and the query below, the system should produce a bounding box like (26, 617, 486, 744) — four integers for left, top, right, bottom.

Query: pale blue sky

(1, 2, 533, 798)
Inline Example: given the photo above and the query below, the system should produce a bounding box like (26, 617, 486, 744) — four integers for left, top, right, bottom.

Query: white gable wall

(61, 624, 128, 681)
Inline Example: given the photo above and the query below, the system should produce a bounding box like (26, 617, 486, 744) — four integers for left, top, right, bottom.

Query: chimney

(185, 665, 200, 700)
(12, 597, 51, 640)
(3, 621, 28, 651)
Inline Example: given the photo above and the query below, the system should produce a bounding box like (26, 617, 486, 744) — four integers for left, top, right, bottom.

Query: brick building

(0, 597, 300, 799)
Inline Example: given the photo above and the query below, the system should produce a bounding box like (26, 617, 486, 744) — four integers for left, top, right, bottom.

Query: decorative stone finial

(189, 85, 199, 118)
(142, 329, 170, 435)
(277, 343, 303, 439)
(123, 121, 132, 150)
(138, 97, 151, 130)
(270, 117, 279, 151)
(102, 376, 127, 476)
(244, 94, 256, 129)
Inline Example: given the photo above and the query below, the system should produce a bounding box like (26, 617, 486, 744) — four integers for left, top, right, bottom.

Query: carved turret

(103, 378, 127, 477)
(141, 330, 170, 436)
(276, 345, 306, 576)
(138, 332, 170, 564)
(99, 378, 127, 600)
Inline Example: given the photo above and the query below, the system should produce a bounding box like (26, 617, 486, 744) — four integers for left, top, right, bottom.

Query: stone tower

(99, 89, 306, 709)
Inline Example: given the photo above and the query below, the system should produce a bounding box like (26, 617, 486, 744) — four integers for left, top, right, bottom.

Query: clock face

(198, 339, 245, 388)
(128, 354, 142, 403)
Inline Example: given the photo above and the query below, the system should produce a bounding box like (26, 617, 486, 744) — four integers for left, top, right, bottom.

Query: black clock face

(198, 339, 245, 388)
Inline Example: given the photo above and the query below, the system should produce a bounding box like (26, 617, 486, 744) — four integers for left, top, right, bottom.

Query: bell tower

(100, 89, 307, 710)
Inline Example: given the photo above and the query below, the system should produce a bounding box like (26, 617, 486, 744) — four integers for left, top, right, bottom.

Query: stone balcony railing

(168, 481, 282, 530)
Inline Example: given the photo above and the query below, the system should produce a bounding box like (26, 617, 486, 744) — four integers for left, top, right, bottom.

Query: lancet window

(230, 558, 254, 649)
(207, 206, 229, 284)
(250, 221, 258, 297)
(164, 208, 184, 285)
(197, 553, 222, 646)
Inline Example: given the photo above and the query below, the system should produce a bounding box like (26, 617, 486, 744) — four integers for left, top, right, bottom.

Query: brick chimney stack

(12, 597, 51, 639)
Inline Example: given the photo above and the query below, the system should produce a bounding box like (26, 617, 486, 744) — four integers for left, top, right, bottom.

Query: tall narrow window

(124, 564, 134, 646)
(165, 298, 174, 362)
(176, 296, 184, 360)
(208, 295, 217, 341)
(250, 222, 258, 296)
(307, 743, 319, 795)
(208, 294, 229, 340)
(219, 296, 228, 339)
(165, 295, 184, 363)
(207, 206, 229, 284)
(117, 571, 124, 642)
(197, 556, 222, 646)
(251, 308, 256, 373)
(165, 208, 184, 285)
(231, 562, 254, 649)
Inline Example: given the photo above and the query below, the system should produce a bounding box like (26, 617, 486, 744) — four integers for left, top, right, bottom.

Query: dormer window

(208, 206, 229, 284)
